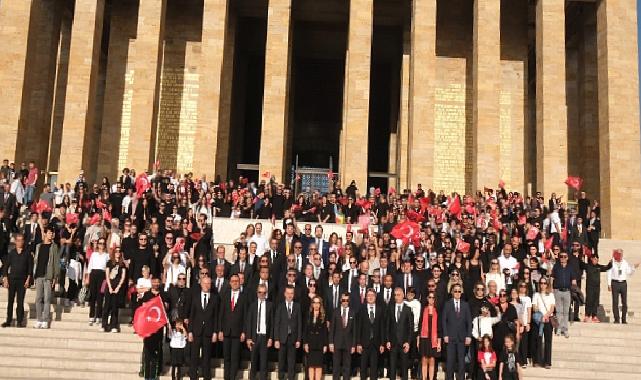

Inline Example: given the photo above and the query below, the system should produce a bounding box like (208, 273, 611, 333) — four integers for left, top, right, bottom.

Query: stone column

(409, 0, 437, 190)
(472, 0, 501, 192)
(259, 0, 292, 183)
(398, 48, 410, 191)
(535, 0, 568, 198)
(0, 1, 33, 162)
(58, 0, 105, 183)
(597, 0, 641, 240)
(127, 0, 166, 173)
(340, 0, 373, 190)
(193, 0, 232, 180)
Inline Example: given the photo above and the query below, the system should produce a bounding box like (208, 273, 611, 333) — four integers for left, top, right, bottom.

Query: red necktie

(360, 289, 365, 303)
(231, 294, 235, 311)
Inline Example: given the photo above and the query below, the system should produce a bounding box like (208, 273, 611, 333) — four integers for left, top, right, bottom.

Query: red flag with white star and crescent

(133, 295, 168, 338)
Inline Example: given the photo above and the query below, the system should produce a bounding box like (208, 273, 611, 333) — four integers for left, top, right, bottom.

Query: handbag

(78, 286, 90, 303)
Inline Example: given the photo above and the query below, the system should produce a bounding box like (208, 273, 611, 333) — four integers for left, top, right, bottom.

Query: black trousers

(332, 348, 351, 380)
(611, 281, 628, 322)
(88, 270, 105, 319)
(389, 345, 409, 380)
(102, 292, 120, 330)
(278, 336, 297, 380)
(360, 345, 379, 380)
(518, 329, 529, 365)
(585, 285, 600, 317)
(190, 334, 212, 380)
(446, 341, 466, 380)
(534, 322, 553, 367)
(6, 277, 27, 323)
(223, 336, 241, 380)
(250, 334, 269, 380)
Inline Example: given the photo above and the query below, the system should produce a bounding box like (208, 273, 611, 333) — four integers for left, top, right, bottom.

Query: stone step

(0, 327, 141, 342)
(552, 351, 641, 363)
(0, 355, 141, 373)
(522, 367, 641, 380)
(1, 344, 142, 362)
(548, 359, 641, 373)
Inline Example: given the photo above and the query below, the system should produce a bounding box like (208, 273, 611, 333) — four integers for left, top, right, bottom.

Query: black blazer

(244, 299, 273, 341)
(441, 299, 472, 343)
(218, 290, 247, 337)
(273, 301, 302, 343)
(329, 306, 356, 349)
(188, 290, 220, 337)
(324, 283, 345, 319)
(357, 303, 385, 348)
(230, 260, 253, 281)
(304, 316, 328, 350)
(386, 303, 413, 345)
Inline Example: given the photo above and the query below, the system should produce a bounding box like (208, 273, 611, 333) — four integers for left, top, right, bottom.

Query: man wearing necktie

(245, 284, 273, 380)
(386, 288, 414, 380)
(218, 274, 246, 380)
(329, 293, 355, 380)
(442, 284, 472, 380)
(188, 277, 219, 380)
(274, 286, 301, 380)
(357, 289, 385, 380)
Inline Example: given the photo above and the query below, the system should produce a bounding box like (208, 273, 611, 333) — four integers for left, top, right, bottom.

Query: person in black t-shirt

(2, 234, 32, 327)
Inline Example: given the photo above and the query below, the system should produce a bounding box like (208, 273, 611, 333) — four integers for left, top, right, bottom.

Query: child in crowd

(477, 334, 496, 380)
(498, 334, 522, 380)
(169, 318, 187, 380)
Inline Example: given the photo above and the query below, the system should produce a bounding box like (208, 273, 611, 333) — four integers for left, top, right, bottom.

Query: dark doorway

(290, 21, 347, 169)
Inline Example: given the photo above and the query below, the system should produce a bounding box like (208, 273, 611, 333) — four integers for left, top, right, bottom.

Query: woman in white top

(516, 281, 532, 368)
(472, 305, 500, 339)
(85, 238, 109, 325)
(485, 259, 506, 293)
(163, 252, 187, 291)
(532, 277, 555, 368)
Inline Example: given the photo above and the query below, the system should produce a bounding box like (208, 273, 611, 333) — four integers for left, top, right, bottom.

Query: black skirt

(307, 349, 324, 367)
(419, 338, 441, 358)
(170, 347, 185, 366)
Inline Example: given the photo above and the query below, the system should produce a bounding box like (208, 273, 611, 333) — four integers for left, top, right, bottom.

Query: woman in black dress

(102, 247, 127, 332)
(417, 291, 441, 380)
(304, 295, 327, 380)
(492, 290, 519, 353)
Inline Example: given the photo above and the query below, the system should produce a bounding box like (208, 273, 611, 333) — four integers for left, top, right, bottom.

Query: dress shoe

(1, 321, 11, 328)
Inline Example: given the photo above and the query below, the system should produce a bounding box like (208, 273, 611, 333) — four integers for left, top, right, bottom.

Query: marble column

(126, 0, 166, 173)
(58, 0, 105, 183)
(535, 0, 568, 198)
(0, 1, 34, 163)
(259, 0, 292, 183)
(596, 0, 641, 239)
(472, 0, 501, 192)
(409, 0, 437, 190)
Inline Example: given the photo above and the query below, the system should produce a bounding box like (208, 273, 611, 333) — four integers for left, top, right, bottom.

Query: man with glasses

(442, 283, 472, 380)
(274, 285, 302, 380)
(357, 289, 385, 380)
(168, 273, 191, 323)
(550, 251, 577, 338)
(341, 256, 359, 292)
(313, 225, 330, 266)
(128, 232, 156, 285)
(245, 284, 273, 380)
(329, 292, 356, 380)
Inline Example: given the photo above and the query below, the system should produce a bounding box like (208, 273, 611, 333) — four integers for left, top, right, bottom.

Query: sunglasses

(427, 296, 435, 299)
(257, 291, 266, 295)
(341, 299, 350, 302)
(476, 287, 485, 291)
(178, 277, 186, 281)
(287, 274, 296, 277)
(453, 290, 462, 293)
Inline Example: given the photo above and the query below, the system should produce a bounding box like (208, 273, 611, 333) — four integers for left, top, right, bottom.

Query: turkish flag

(564, 176, 583, 191)
(135, 173, 151, 198)
(133, 295, 168, 338)
(456, 239, 470, 253)
(391, 221, 421, 245)
(498, 179, 506, 189)
(448, 196, 462, 220)
(65, 213, 79, 225)
(526, 227, 539, 241)
(406, 210, 425, 223)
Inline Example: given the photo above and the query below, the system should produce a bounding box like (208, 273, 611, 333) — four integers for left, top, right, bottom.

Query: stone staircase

(1, 240, 640, 380)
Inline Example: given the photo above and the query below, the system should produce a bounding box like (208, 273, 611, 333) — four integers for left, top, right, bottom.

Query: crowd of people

(0, 164, 638, 380)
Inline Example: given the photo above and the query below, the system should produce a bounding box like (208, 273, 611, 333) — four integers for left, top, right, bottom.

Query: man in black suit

(266, 238, 283, 280)
(245, 283, 273, 380)
(386, 288, 414, 380)
(396, 260, 420, 299)
(218, 274, 246, 380)
(329, 292, 356, 380)
(273, 285, 302, 380)
(230, 246, 253, 283)
(378, 274, 395, 306)
(0, 184, 17, 230)
(349, 273, 370, 312)
(341, 257, 360, 292)
(357, 289, 385, 380)
(23, 212, 42, 254)
(0, 208, 11, 276)
(211, 245, 231, 278)
(277, 223, 300, 258)
(277, 268, 304, 303)
(441, 283, 472, 380)
(248, 265, 276, 301)
(212, 263, 228, 295)
(188, 276, 219, 380)
(325, 272, 344, 320)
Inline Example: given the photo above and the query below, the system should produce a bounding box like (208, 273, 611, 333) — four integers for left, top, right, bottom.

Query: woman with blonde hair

(304, 295, 328, 380)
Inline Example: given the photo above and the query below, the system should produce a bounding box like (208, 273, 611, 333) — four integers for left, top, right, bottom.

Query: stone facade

(0, 0, 640, 239)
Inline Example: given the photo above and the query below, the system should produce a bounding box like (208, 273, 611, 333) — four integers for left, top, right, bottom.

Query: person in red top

(417, 291, 441, 380)
(477, 334, 497, 380)
(24, 161, 38, 206)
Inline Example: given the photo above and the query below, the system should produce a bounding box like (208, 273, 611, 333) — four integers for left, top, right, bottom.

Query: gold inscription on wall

(155, 67, 199, 174)
(118, 69, 134, 171)
(499, 90, 512, 186)
(434, 83, 466, 194)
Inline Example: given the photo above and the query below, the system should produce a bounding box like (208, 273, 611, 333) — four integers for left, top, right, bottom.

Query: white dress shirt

(608, 259, 636, 284)
(257, 299, 267, 334)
